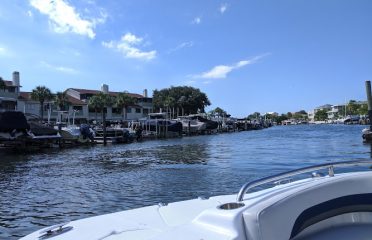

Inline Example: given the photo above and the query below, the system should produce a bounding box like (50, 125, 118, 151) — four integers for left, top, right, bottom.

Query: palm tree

(88, 95, 101, 122)
(164, 96, 175, 118)
(0, 77, 6, 92)
(178, 96, 187, 116)
(31, 86, 53, 121)
(116, 92, 136, 120)
(55, 91, 69, 111)
(96, 92, 114, 145)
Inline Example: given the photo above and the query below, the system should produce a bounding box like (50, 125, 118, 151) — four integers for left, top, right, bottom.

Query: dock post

(365, 81, 372, 130)
(103, 112, 107, 146)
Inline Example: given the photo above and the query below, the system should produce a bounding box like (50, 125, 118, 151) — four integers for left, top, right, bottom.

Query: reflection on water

(0, 124, 370, 239)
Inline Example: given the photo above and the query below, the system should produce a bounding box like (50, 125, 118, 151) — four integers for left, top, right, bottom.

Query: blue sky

(0, 0, 371, 117)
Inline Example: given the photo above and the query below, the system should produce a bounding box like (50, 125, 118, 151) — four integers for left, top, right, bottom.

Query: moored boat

(0, 111, 30, 140)
(20, 160, 372, 240)
(58, 124, 95, 144)
(178, 116, 207, 133)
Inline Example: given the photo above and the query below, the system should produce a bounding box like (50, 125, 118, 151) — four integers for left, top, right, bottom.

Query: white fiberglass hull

(181, 120, 207, 133)
(20, 162, 372, 240)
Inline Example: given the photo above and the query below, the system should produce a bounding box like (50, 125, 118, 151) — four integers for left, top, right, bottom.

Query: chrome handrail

(236, 160, 372, 202)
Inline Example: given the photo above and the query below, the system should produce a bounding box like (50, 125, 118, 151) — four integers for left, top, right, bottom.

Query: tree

(296, 110, 307, 115)
(55, 91, 69, 111)
(163, 96, 175, 118)
(277, 114, 289, 124)
(178, 95, 187, 116)
(347, 100, 359, 115)
(293, 110, 308, 120)
(153, 86, 211, 115)
(95, 92, 114, 146)
(248, 112, 261, 120)
(31, 86, 53, 121)
(0, 77, 6, 92)
(358, 104, 368, 116)
(213, 107, 227, 117)
(95, 92, 114, 121)
(88, 95, 101, 122)
(116, 92, 136, 120)
(314, 109, 328, 121)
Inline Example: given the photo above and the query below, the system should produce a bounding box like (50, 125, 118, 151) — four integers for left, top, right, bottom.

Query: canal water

(0, 124, 370, 239)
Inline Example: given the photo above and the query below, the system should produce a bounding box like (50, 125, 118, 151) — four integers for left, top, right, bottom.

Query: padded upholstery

(242, 172, 372, 240)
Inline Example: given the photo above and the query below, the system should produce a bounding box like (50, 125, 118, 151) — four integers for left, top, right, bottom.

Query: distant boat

(141, 113, 183, 133)
(94, 127, 134, 144)
(57, 124, 95, 144)
(178, 116, 207, 133)
(189, 115, 218, 130)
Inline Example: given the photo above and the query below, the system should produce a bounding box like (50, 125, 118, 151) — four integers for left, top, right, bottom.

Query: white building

(65, 85, 153, 122)
(0, 71, 21, 112)
(1, 71, 153, 123)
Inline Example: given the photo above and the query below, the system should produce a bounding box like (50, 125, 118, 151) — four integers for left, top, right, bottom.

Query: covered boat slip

(20, 161, 372, 240)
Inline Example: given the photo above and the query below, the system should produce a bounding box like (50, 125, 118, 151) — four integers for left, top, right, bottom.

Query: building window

(89, 107, 101, 113)
(73, 106, 83, 111)
(112, 108, 121, 114)
(127, 107, 132, 113)
(143, 108, 149, 115)
(136, 108, 141, 113)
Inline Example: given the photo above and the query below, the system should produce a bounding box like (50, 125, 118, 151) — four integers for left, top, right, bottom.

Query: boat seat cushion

(242, 173, 372, 240)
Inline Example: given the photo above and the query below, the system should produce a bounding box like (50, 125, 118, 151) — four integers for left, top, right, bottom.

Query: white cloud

(193, 53, 270, 79)
(29, 0, 106, 39)
(102, 33, 157, 61)
(192, 17, 201, 24)
(27, 10, 33, 17)
(167, 41, 194, 54)
(40, 61, 78, 74)
(220, 4, 228, 14)
(0, 47, 5, 53)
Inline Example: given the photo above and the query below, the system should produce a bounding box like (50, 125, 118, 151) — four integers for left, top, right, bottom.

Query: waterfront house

(327, 104, 345, 120)
(65, 84, 153, 122)
(0, 71, 21, 112)
(1, 71, 153, 123)
(308, 104, 332, 122)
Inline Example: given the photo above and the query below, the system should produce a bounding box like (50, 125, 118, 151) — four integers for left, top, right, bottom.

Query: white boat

(20, 160, 372, 240)
(178, 117, 207, 133)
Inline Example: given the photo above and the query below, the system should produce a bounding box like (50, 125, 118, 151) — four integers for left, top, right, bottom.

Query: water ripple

(0, 125, 370, 239)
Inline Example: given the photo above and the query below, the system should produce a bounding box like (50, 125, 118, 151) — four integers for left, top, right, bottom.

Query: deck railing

(236, 159, 372, 202)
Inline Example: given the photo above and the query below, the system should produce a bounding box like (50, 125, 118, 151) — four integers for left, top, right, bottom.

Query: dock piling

(365, 81, 372, 130)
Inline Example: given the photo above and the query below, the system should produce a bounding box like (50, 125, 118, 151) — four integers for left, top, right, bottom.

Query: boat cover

(0, 111, 30, 132)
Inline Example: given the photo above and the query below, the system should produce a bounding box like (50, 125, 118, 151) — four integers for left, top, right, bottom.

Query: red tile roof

(19, 92, 31, 100)
(19, 92, 86, 105)
(66, 95, 86, 105)
(70, 88, 144, 98)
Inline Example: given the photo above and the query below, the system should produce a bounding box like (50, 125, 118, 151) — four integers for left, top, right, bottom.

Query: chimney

(12, 71, 20, 95)
(143, 89, 148, 98)
(12, 71, 20, 86)
(101, 84, 109, 94)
